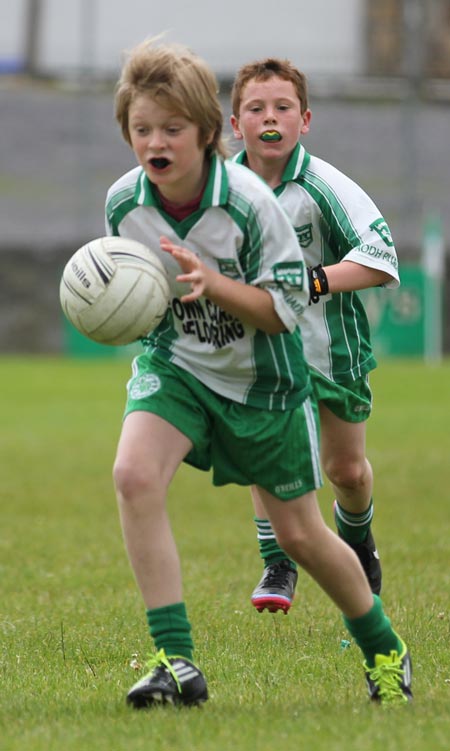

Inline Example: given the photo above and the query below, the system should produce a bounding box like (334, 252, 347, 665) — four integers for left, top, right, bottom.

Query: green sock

(334, 499, 374, 544)
(343, 595, 403, 667)
(254, 517, 297, 571)
(146, 602, 194, 661)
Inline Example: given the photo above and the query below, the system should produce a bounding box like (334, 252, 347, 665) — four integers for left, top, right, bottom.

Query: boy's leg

(257, 486, 373, 615)
(319, 406, 381, 594)
(257, 485, 412, 704)
(249, 376, 381, 610)
(249, 404, 381, 606)
(250, 486, 298, 614)
(113, 411, 208, 708)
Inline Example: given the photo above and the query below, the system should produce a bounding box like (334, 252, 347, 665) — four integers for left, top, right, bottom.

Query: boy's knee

(113, 458, 154, 500)
(325, 458, 368, 491)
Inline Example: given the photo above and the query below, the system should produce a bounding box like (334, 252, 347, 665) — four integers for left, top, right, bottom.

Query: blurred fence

(1, 76, 449, 355)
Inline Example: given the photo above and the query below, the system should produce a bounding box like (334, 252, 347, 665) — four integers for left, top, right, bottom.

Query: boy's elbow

(265, 314, 288, 336)
(377, 270, 396, 287)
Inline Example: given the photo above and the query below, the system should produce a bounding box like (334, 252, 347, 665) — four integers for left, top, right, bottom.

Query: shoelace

(368, 660, 407, 704)
(264, 563, 293, 587)
(144, 648, 181, 694)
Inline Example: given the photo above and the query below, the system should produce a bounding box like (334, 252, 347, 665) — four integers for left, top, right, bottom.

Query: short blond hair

(115, 38, 228, 158)
(231, 58, 309, 118)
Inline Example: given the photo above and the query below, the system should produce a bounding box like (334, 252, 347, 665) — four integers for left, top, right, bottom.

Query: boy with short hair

(230, 58, 397, 614)
(107, 40, 411, 709)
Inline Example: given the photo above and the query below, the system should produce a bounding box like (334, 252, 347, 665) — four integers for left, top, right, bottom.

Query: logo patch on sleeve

(273, 262, 305, 288)
(370, 218, 394, 247)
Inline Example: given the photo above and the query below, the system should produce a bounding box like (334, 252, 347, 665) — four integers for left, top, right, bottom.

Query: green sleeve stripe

(106, 186, 137, 235)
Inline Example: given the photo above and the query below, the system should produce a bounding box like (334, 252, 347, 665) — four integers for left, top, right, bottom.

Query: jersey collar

(231, 142, 310, 184)
(134, 154, 229, 209)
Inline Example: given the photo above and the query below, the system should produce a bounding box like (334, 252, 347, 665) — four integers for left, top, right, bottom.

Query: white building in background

(1, 0, 365, 78)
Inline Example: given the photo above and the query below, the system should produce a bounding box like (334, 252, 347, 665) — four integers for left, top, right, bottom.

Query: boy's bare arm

(312, 261, 392, 300)
(325, 260, 392, 292)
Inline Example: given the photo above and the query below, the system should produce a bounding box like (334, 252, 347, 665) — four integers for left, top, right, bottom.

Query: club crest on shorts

(128, 373, 161, 399)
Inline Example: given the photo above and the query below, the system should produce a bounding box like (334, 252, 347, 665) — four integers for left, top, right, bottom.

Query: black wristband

(308, 264, 329, 304)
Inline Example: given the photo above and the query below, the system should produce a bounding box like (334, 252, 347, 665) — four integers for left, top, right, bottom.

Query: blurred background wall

(1, 0, 449, 355)
(2, 0, 365, 77)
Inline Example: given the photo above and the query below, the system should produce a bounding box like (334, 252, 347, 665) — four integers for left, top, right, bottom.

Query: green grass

(1, 356, 450, 751)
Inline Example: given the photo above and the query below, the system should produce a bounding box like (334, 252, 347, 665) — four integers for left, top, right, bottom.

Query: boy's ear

(230, 115, 243, 140)
(300, 109, 312, 135)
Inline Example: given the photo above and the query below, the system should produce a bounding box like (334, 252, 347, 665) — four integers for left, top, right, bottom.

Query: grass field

(1, 356, 449, 751)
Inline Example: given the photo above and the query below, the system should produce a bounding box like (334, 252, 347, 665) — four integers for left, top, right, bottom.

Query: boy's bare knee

(113, 459, 155, 501)
(325, 459, 367, 491)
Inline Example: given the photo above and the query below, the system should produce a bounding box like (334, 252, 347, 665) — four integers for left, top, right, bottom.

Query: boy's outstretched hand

(159, 236, 283, 334)
(160, 235, 212, 303)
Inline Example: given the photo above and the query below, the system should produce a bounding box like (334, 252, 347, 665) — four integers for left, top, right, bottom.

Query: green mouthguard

(261, 131, 281, 142)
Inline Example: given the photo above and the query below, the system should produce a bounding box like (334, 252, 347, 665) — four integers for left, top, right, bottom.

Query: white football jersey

(232, 144, 400, 382)
(105, 155, 312, 410)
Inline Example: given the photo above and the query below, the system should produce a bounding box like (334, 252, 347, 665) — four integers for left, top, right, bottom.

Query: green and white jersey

(105, 155, 311, 410)
(232, 144, 400, 383)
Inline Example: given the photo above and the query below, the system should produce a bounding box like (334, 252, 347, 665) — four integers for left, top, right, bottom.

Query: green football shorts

(310, 369, 373, 423)
(123, 353, 322, 500)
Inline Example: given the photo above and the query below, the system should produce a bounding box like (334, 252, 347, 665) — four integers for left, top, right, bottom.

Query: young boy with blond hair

(105, 41, 411, 709)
